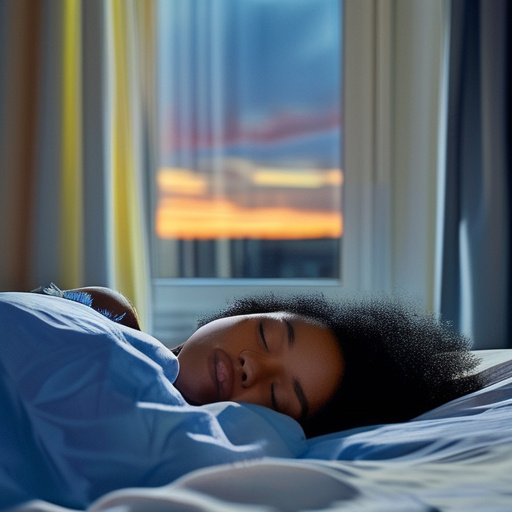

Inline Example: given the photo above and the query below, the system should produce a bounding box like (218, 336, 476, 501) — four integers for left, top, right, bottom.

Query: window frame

(150, 0, 388, 346)
(150, 0, 446, 346)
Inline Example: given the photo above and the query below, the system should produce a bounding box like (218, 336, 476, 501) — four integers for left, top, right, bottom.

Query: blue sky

(158, 0, 342, 167)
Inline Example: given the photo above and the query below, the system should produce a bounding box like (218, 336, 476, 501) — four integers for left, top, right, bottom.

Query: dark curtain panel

(440, 0, 511, 348)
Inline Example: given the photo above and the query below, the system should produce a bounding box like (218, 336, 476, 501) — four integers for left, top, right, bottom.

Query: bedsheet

(15, 350, 512, 512)
(3, 292, 512, 511)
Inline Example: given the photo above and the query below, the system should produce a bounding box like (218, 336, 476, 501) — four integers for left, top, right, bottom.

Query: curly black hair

(198, 293, 484, 438)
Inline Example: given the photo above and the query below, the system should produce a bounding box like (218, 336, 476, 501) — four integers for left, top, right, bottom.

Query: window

(154, 0, 342, 281)
(150, 1, 439, 345)
(152, 0, 345, 345)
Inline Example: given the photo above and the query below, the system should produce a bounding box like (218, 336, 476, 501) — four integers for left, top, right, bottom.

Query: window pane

(154, 0, 343, 279)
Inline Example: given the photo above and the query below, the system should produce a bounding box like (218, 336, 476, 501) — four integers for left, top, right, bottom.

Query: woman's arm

(67, 287, 141, 330)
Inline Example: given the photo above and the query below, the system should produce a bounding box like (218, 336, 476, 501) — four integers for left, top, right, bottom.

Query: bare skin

(69, 287, 141, 330)
(174, 312, 345, 423)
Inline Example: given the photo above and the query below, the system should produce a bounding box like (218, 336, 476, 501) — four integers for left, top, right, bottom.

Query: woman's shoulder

(32, 283, 141, 330)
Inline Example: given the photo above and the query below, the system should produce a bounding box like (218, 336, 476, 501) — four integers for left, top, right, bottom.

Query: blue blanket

(3, 292, 512, 512)
(0, 293, 305, 510)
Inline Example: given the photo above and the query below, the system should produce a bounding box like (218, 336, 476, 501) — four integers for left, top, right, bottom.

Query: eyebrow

(285, 319, 309, 421)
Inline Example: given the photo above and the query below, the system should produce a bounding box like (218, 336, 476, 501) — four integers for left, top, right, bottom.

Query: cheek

(178, 329, 222, 367)
(178, 332, 210, 368)
(174, 322, 237, 404)
(301, 358, 343, 414)
(230, 385, 269, 409)
(186, 320, 233, 349)
(174, 341, 212, 401)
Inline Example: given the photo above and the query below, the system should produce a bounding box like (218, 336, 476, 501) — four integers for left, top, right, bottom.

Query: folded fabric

(0, 292, 305, 510)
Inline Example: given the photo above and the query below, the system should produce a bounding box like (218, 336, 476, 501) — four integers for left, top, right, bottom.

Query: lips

(211, 349, 234, 401)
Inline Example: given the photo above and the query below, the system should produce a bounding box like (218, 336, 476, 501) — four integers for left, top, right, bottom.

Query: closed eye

(259, 322, 269, 351)
(260, 323, 278, 412)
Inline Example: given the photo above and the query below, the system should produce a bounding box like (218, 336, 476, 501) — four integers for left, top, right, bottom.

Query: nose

(239, 350, 280, 388)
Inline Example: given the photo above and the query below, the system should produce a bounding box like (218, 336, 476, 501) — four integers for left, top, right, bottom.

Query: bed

(2, 292, 512, 511)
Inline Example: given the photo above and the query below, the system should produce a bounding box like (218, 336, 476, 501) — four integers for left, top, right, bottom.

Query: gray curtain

(439, 0, 511, 348)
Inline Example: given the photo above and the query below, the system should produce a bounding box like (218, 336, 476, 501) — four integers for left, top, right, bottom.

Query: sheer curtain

(437, 0, 511, 348)
(0, 0, 154, 329)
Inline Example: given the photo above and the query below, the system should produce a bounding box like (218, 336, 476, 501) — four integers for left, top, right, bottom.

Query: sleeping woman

(1, 284, 484, 509)
(34, 283, 484, 437)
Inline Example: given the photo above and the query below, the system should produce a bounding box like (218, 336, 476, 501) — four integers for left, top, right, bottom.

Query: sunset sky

(155, 166, 343, 240)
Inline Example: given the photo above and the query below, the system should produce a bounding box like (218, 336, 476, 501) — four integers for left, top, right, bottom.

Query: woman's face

(174, 312, 344, 423)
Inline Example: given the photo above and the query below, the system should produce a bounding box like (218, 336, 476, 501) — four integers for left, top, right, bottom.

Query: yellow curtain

(107, 0, 153, 328)
(60, 0, 83, 288)
(0, 0, 155, 329)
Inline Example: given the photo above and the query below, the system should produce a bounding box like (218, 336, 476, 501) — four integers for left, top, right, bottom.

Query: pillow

(303, 349, 512, 462)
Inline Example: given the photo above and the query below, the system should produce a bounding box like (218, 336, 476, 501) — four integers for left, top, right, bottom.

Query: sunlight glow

(155, 166, 343, 240)
(252, 168, 343, 188)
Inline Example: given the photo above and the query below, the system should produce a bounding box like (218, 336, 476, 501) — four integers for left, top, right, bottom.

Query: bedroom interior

(0, 0, 511, 510)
